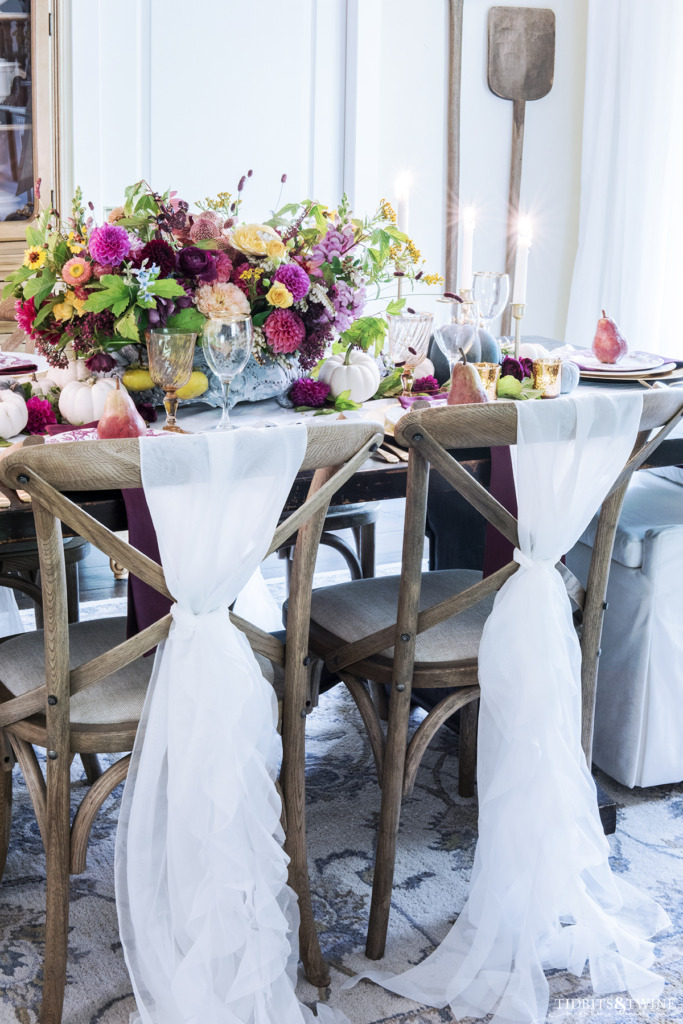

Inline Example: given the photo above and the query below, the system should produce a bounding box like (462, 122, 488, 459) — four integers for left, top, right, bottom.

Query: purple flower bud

(444, 291, 463, 302)
(238, 176, 246, 192)
(281, 173, 287, 184)
(88, 201, 94, 211)
(84, 351, 117, 373)
(247, 169, 253, 177)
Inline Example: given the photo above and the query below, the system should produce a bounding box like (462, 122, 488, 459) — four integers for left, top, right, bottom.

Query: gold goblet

(387, 311, 434, 396)
(146, 327, 198, 432)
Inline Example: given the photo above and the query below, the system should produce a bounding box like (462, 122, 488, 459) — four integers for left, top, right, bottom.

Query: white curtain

(0, 587, 23, 636)
(115, 428, 348, 1024)
(347, 392, 670, 1024)
(565, 0, 683, 356)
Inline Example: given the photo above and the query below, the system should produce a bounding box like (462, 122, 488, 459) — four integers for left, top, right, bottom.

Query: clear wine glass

(146, 327, 197, 433)
(386, 311, 434, 395)
(202, 315, 253, 431)
(433, 300, 480, 371)
(472, 272, 509, 334)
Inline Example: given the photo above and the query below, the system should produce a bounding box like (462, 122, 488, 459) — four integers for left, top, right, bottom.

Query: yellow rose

(230, 223, 283, 257)
(265, 237, 286, 260)
(266, 282, 293, 309)
(53, 302, 74, 322)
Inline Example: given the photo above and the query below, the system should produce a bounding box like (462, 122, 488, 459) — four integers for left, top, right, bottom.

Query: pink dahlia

(26, 396, 57, 434)
(289, 377, 330, 408)
(93, 262, 114, 279)
(62, 256, 92, 286)
(274, 263, 310, 302)
(15, 297, 37, 338)
(88, 224, 131, 266)
(215, 252, 233, 283)
(263, 308, 306, 354)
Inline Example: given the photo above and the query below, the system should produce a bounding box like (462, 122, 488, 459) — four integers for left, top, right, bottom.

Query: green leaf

(165, 307, 205, 333)
(114, 216, 150, 229)
(111, 297, 132, 317)
(496, 375, 523, 399)
(386, 297, 406, 315)
(99, 274, 129, 295)
(23, 270, 57, 308)
(148, 278, 187, 299)
(192, 239, 220, 250)
(32, 297, 60, 327)
(374, 368, 403, 399)
(339, 315, 387, 354)
(384, 224, 408, 243)
(115, 307, 141, 342)
(252, 310, 271, 328)
(0, 437, 12, 447)
(313, 407, 336, 416)
(52, 239, 70, 270)
(134, 194, 159, 215)
(25, 226, 44, 246)
(83, 290, 117, 313)
(333, 389, 362, 412)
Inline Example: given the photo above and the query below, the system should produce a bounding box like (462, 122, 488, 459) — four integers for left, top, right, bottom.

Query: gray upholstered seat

(309, 569, 494, 670)
(0, 617, 152, 726)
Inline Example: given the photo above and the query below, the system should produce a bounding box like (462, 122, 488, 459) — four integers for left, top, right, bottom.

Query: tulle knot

(171, 603, 229, 634)
(513, 548, 557, 574)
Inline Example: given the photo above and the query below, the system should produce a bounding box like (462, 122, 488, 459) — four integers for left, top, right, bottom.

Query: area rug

(2, 610, 682, 1022)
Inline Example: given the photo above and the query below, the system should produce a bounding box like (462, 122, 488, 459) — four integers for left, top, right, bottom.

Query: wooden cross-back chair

(305, 390, 683, 961)
(0, 419, 382, 1024)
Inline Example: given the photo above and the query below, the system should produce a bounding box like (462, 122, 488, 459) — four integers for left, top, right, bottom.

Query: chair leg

(355, 522, 376, 579)
(0, 742, 12, 882)
(369, 681, 389, 722)
(80, 753, 102, 785)
(65, 563, 80, 624)
(40, 756, 71, 1024)
(458, 698, 479, 798)
(366, 688, 412, 960)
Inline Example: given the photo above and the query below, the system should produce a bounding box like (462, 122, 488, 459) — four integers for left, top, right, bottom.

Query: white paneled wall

(70, 0, 589, 340)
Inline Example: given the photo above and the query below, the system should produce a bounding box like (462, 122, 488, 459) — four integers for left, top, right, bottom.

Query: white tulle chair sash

(346, 392, 670, 1024)
(114, 428, 348, 1024)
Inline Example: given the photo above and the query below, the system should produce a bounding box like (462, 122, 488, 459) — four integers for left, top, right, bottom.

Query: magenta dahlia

(289, 377, 330, 408)
(413, 375, 440, 394)
(15, 297, 37, 338)
(274, 264, 310, 302)
(26, 396, 57, 434)
(88, 224, 131, 266)
(263, 308, 306, 354)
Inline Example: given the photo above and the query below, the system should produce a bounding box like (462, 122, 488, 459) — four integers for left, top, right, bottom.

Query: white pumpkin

(50, 357, 89, 388)
(58, 377, 119, 426)
(318, 350, 381, 403)
(518, 342, 548, 360)
(412, 356, 435, 380)
(30, 375, 58, 398)
(0, 389, 28, 439)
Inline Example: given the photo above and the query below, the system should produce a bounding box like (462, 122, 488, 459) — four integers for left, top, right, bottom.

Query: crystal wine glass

(202, 315, 253, 431)
(387, 311, 434, 396)
(433, 300, 480, 371)
(146, 327, 197, 433)
(472, 272, 509, 334)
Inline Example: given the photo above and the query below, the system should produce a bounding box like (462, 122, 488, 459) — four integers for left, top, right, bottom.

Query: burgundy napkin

(122, 488, 171, 636)
(46, 421, 98, 434)
(397, 394, 447, 410)
(0, 363, 38, 376)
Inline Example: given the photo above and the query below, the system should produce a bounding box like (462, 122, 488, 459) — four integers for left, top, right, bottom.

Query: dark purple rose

(501, 356, 524, 382)
(178, 246, 217, 282)
(85, 352, 117, 373)
(519, 357, 533, 379)
(134, 400, 157, 424)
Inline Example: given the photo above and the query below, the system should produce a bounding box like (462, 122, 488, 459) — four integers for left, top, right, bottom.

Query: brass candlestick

(512, 302, 525, 358)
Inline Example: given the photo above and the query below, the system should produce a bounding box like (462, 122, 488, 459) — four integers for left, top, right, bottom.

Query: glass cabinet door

(0, 0, 34, 224)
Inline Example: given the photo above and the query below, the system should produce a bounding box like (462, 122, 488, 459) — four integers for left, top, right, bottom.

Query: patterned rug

(1, 603, 682, 1023)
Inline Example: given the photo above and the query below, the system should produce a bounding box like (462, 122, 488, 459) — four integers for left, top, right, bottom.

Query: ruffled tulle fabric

(115, 429, 350, 1024)
(345, 393, 670, 1024)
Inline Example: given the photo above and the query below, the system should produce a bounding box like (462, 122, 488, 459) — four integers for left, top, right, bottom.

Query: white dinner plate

(569, 349, 665, 373)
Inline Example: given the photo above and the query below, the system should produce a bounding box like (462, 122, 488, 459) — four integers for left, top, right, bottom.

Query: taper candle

(512, 218, 532, 304)
(459, 207, 475, 293)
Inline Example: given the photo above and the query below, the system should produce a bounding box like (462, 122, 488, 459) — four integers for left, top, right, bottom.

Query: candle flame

(395, 172, 412, 200)
(463, 206, 476, 228)
(517, 217, 533, 245)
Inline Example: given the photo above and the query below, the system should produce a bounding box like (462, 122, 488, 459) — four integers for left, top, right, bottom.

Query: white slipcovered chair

(566, 466, 683, 788)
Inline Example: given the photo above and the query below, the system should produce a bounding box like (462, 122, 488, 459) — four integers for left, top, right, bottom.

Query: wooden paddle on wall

(488, 6, 555, 334)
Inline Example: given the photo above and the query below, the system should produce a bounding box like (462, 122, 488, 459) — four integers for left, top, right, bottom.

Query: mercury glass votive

(532, 357, 562, 398)
(472, 362, 501, 401)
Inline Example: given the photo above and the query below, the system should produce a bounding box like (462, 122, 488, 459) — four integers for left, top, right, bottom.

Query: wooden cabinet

(0, 0, 58, 329)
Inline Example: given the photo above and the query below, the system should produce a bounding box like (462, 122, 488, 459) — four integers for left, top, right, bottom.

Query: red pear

(446, 362, 490, 405)
(592, 310, 628, 364)
(97, 378, 147, 438)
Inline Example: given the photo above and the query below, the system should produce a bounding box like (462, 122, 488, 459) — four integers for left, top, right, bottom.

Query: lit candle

(512, 218, 533, 305)
(395, 172, 411, 236)
(459, 207, 475, 294)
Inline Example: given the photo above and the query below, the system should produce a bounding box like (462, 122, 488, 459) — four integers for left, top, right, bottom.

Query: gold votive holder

(473, 362, 501, 401)
(532, 357, 562, 398)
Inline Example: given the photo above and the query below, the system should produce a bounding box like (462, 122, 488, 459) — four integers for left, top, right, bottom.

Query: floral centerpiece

(5, 178, 440, 370)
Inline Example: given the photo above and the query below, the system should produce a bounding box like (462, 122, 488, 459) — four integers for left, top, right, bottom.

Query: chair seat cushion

(0, 617, 152, 726)
(576, 472, 683, 568)
(309, 569, 493, 667)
